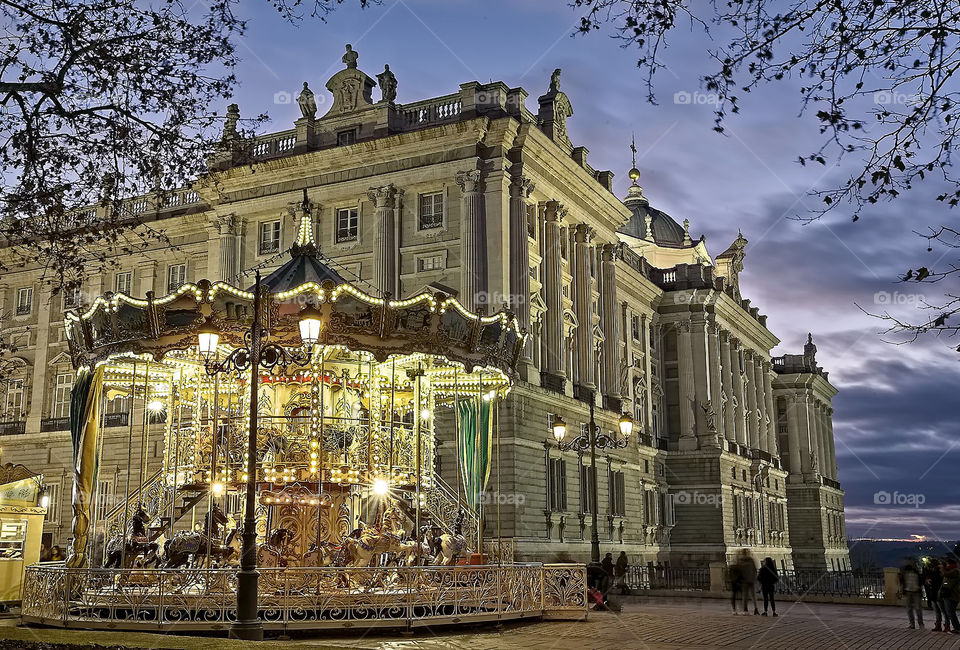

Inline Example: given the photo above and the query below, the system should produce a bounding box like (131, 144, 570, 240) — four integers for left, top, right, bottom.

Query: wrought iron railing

(0, 420, 26, 435)
(41, 417, 71, 432)
(420, 474, 479, 551)
(775, 569, 884, 599)
(624, 565, 710, 591)
(101, 468, 168, 538)
(21, 563, 586, 630)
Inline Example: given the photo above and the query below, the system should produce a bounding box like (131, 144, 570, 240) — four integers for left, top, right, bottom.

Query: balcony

(103, 412, 130, 428)
(40, 417, 70, 432)
(0, 421, 26, 435)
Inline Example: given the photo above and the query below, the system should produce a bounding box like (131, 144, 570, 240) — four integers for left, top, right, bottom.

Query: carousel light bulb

(212, 482, 224, 496)
(420, 408, 431, 421)
(147, 400, 165, 413)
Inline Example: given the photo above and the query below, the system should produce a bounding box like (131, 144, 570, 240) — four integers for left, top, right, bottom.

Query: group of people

(729, 549, 780, 616)
(586, 551, 631, 609)
(899, 553, 960, 633)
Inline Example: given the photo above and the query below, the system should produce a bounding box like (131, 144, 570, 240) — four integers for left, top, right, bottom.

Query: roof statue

(549, 68, 562, 93)
(324, 44, 376, 115)
(537, 69, 573, 149)
(377, 64, 397, 104)
(297, 82, 317, 120)
(222, 103, 239, 142)
(342, 44, 358, 69)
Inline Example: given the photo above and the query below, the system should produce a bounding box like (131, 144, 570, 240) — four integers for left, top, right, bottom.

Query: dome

(620, 187, 687, 247)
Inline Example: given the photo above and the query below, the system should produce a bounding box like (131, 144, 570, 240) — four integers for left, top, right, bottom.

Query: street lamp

(197, 271, 322, 641)
(551, 391, 630, 564)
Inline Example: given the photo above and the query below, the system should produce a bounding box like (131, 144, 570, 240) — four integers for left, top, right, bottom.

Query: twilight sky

(227, 0, 959, 543)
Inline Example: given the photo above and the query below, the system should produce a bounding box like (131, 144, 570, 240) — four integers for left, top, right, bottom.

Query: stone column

(753, 356, 767, 453)
(509, 175, 534, 361)
(690, 317, 717, 447)
(816, 402, 829, 478)
(600, 244, 621, 410)
(785, 395, 803, 477)
(137, 261, 157, 296)
(456, 171, 486, 310)
(676, 320, 697, 449)
(541, 200, 566, 389)
(369, 184, 400, 298)
(573, 224, 595, 400)
(799, 396, 816, 477)
(744, 350, 759, 450)
(707, 323, 723, 439)
(215, 214, 244, 282)
(826, 408, 838, 479)
(720, 331, 736, 445)
(26, 286, 52, 433)
(763, 362, 777, 456)
(732, 340, 747, 447)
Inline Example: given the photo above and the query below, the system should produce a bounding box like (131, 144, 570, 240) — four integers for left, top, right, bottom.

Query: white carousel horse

(435, 511, 468, 566)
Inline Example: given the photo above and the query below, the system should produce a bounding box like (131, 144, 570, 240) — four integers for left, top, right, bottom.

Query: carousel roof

(63, 198, 526, 378)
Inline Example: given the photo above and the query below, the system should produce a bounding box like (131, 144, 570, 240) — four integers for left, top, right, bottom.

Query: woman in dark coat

(757, 557, 779, 616)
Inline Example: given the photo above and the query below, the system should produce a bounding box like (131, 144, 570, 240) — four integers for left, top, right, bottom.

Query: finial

(628, 133, 641, 183)
(807, 332, 813, 344)
(683, 218, 692, 245)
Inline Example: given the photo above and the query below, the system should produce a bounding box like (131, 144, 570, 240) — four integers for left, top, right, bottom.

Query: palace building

(0, 48, 849, 571)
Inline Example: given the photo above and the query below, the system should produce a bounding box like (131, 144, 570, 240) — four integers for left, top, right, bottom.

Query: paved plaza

(6, 597, 960, 650)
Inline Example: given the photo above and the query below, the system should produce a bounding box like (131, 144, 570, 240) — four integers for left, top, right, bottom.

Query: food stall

(0, 463, 46, 604)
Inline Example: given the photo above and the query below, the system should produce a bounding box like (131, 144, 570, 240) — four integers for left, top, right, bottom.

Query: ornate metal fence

(624, 565, 710, 591)
(22, 563, 586, 631)
(775, 569, 885, 599)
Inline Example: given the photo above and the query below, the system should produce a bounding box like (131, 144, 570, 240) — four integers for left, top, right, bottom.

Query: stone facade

(0, 47, 848, 570)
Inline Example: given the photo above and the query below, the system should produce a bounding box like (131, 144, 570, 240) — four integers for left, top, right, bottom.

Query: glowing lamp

(211, 482, 225, 496)
(372, 478, 389, 496)
(147, 400, 165, 414)
(420, 408, 431, 421)
(552, 415, 567, 444)
(619, 413, 634, 440)
(298, 305, 324, 347)
(197, 318, 220, 359)
(40, 495, 50, 509)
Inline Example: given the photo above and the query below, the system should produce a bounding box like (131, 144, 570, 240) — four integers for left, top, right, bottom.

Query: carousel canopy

(64, 198, 526, 378)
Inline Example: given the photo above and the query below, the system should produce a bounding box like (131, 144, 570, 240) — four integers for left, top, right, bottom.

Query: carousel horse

(436, 511, 468, 566)
(339, 503, 411, 567)
(163, 504, 234, 568)
(104, 506, 161, 569)
(258, 527, 295, 568)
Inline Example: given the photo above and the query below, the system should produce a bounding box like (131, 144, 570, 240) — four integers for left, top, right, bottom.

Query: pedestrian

(39, 542, 51, 562)
(601, 552, 614, 577)
(737, 550, 760, 615)
(899, 558, 924, 629)
(941, 555, 960, 634)
(728, 555, 743, 614)
(757, 557, 779, 617)
(50, 545, 64, 562)
(614, 551, 629, 594)
(923, 558, 944, 631)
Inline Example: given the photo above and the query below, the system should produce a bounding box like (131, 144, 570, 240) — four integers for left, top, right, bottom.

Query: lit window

(418, 192, 444, 230)
(16, 288, 32, 315)
(167, 264, 186, 292)
(53, 373, 72, 419)
(336, 208, 358, 243)
(259, 220, 281, 254)
(115, 272, 132, 294)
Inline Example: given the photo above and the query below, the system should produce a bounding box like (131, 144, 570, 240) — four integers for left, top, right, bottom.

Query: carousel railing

(420, 475, 480, 551)
(21, 563, 587, 631)
(101, 468, 168, 539)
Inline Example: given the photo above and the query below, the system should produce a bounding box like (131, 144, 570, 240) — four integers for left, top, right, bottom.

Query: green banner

(67, 366, 103, 568)
(457, 397, 492, 512)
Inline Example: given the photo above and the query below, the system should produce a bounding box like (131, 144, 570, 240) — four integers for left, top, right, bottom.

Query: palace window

(62, 287, 80, 309)
(16, 288, 32, 316)
(336, 129, 356, 146)
(52, 373, 72, 419)
(418, 192, 444, 230)
(167, 264, 186, 292)
(4, 379, 24, 420)
(45, 482, 61, 524)
(663, 492, 676, 526)
(115, 271, 132, 294)
(608, 470, 625, 516)
(336, 208, 359, 243)
(579, 464, 597, 514)
(94, 480, 113, 523)
(631, 314, 640, 340)
(259, 220, 281, 254)
(548, 457, 567, 512)
(417, 254, 444, 272)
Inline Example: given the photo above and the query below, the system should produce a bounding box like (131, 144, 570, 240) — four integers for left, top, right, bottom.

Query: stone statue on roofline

(297, 82, 317, 120)
(550, 68, 562, 93)
(342, 44, 359, 69)
(377, 64, 397, 104)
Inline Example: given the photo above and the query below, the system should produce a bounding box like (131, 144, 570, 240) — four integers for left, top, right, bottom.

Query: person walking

(923, 558, 944, 631)
(941, 555, 960, 634)
(738, 549, 760, 615)
(899, 558, 924, 629)
(757, 557, 779, 616)
(728, 555, 744, 614)
(614, 551, 629, 594)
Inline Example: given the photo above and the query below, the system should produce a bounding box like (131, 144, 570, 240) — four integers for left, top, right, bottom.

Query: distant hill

(848, 539, 960, 570)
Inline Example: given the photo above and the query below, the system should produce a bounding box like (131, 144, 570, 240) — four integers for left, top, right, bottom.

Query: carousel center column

(600, 243, 621, 411)
(457, 170, 487, 312)
(369, 184, 400, 298)
(509, 174, 534, 368)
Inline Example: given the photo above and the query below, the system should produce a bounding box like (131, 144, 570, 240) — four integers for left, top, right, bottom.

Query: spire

(628, 133, 641, 185)
(624, 133, 648, 207)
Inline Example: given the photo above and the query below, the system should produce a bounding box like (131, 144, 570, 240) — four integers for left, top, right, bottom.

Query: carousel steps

(145, 486, 207, 541)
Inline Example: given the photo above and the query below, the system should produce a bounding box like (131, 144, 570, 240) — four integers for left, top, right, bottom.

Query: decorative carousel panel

(155, 291, 204, 332)
(114, 300, 150, 343)
(389, 296, 436, 336)
(438, 308, 474, 349)
(328, 292, 380, 333)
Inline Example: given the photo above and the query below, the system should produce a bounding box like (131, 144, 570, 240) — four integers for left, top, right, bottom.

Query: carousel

(20, 200, 586, 632)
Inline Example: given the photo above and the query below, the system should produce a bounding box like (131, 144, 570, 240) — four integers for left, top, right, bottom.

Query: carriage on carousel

(20, 203, 587, 631)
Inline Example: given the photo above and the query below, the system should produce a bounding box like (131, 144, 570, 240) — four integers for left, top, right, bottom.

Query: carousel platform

(20, 563, 587, 632)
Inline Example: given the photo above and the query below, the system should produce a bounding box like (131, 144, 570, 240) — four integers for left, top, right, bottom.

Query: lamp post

(552, 391, 633, 564)
(197, 271, 322, 641)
